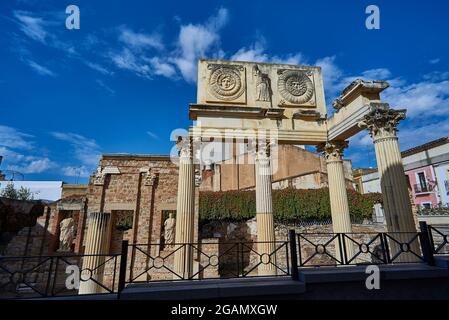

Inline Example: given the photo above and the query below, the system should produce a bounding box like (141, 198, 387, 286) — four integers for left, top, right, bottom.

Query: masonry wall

(87, 155, 180, 255)
(202, 145, 354, 191)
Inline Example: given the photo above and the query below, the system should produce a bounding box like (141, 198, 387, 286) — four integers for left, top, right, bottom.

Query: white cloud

(0, 125, 34, 150)
(231, 41, 269, 63)
(231, 39, 304, 65)
(383, 80, 449, 118)
(8, 158, 55, 174)
(110, 48, 152, 78)
(0, 125, 58, 175)
(118, 27, 164, 51)
(172, 7, 229, 82)
(13, 10, 48, 43)
(315, 56, 344, 101)
(61, 165, 91, 177)
(146, 131, 159, 140)
(423, 71, 449, 82)
(361, 68, 392, 79)
(51, 132, 101, 166)
(147, 57, 177, 78)
(26, 60, 56, 77)
(84, 61, 114, 76)
(95, 79, 115, 95)
(397, 120, 449, 150)
(429, 58, 440, 64)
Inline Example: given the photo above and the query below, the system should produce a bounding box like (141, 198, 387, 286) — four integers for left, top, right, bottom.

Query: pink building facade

(405, 166, 439, 209)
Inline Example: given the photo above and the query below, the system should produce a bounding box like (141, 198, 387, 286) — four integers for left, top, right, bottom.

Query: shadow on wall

(200, 220, 253, 277)
(0, 197, 46, 256)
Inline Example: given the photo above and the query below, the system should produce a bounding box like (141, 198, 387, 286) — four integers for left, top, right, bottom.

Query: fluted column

(317, 140, 354, 262)
(359, 103, 419, 261)
(78, 212, 112, 295)
(173, 137, 195, 279)
(255, 142, 277, 276)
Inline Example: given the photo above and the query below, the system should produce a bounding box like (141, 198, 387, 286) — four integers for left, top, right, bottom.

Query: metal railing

(126, 240, 290, 284)
(414, 181, 436, 194)
(296, 231, 426, 267)
(0, 253, 121, 299)
(0, 222, 447, 299)
(428, 225, 449, 255)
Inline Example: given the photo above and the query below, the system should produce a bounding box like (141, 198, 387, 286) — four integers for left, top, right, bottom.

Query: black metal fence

(296, 231, 425, 267)
(126, 241, 290, 284)
(1, 222, 448, 299)
(0, 253, 120, 299)
(428, 225, 449, 255)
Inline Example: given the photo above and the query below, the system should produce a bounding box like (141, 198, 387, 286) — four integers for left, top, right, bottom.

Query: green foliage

(199, 188, 383, 223)
(17, 186, 34, 201)
(0, 182, 18, 199)
(0, 182, 34, 200)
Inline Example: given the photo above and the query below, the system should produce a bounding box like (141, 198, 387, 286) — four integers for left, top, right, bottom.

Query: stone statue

(164, 213, 176, 247)
(253, 65, 271, 102)
(58, 217, 75, 252)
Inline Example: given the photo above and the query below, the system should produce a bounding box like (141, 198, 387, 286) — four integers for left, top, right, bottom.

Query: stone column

(317, 141, 354, 262)
(173, 138, 195, 279)
(359, 103, 419, 261)
(78, 212, 112, 295)
(255, 142, 277, 276)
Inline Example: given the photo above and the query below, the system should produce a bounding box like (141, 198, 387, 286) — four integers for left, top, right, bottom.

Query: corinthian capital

(358, 103, 406, 140)
(256, 138, 276, 159)
(176, 136, 192, 159)
(317, 140, 348, 162)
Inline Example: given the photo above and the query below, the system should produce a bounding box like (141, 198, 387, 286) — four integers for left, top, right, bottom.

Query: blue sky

(1, 0, 449, 183)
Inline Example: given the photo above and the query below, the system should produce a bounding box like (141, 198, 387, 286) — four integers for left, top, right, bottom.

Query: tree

(17, 186, 34, 201)
(0, 182, 34, 200)
(0, 182, 18, 199)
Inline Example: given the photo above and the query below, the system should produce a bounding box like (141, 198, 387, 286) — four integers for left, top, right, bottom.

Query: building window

(414, 171, 431, 193)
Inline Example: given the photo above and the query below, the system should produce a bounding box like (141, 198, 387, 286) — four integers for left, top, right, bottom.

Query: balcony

(414, 181, 436, 194)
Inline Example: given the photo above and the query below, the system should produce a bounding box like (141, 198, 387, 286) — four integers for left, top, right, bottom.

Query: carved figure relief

(253, 65, 272, 102)
(93, 166, 105, 185)
(163, 213, 176, 247)
(58, 217, 75, 252)
(207, 64, 245, 101)
(144, 168, 159, 186)
(277, 69, 314, 105)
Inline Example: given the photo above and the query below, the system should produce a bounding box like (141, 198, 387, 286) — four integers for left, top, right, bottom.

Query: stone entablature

(193, 59, 328, 145)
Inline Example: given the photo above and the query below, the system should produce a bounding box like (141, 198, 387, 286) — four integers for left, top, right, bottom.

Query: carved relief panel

(196, 59, 327, 121)
(277, 69, 316, 107)
(205, 63, 246, 104)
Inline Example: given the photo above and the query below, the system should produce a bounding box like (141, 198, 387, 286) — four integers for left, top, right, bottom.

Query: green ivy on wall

(199, 188, 383, 223)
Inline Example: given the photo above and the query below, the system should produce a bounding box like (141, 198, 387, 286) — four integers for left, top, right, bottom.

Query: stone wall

(85, 155, 182, 255)
(197, 219, 388, 276)
(201, 144, 354, 192)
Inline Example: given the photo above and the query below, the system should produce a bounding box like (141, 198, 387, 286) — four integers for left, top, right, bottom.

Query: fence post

(117, 240, 129, 299)
(419, 221, 435, 266)
(289, 230, 299, 281)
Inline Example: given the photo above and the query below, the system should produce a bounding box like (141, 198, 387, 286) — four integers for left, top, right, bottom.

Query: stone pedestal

(318, 141, 354, 262)
(173, 139, 195, 279)
(359, 104, 419, 261)
(78, 212, 112, 295)
(255, 144, 277, 276)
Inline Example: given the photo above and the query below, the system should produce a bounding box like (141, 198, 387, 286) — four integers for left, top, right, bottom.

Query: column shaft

(173, 145, 195, 279)
(78, 212, 112, 295)
(255, 151, 277, 276)
(319, 141, 354, 263)
(359, 104, 419, 262)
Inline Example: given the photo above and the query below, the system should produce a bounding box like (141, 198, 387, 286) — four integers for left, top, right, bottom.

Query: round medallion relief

(278, 70, 314, 104)
(208, 66, 244, 101)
